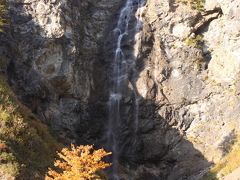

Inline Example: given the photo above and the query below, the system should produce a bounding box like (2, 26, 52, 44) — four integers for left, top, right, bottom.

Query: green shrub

(0, 75, 62, 179)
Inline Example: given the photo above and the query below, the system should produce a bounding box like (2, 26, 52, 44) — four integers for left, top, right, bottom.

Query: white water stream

(107, 0, 145, 179)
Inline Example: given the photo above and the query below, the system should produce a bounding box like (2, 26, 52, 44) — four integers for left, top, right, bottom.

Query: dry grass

(203, 135, 240, 179)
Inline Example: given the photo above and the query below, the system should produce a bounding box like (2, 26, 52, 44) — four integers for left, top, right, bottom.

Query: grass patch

(203, 135, 240, 179)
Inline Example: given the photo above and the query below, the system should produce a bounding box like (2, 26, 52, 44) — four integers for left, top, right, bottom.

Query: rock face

(223, 167, 240, 180)
(7, 0, 123, 139)
(4, 0, 240, 179)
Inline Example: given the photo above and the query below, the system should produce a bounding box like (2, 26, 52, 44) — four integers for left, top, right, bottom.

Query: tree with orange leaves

(45, 145, 111, 180)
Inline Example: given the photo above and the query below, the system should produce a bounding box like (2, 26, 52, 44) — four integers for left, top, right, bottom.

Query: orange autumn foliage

(45, 144, 111, 180)
(0, 143, 7, 151)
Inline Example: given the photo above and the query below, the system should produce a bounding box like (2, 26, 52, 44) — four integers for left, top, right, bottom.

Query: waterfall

(106, 0, 145, 179)
(133, 0, 145, 133)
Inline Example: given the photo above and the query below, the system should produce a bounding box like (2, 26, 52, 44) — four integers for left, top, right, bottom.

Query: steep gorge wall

(7, 0, 123, 141)
(4, 0, 240, 179)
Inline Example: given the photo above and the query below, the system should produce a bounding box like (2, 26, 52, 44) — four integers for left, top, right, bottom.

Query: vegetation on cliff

(204, 136, 240, 179)
(184, 35, 204, 48)
(0, 74, 111, 179)
(0, 1, 64, 179)
(0, 2, 111, 179)
(46, 145, 111, 180)
(177, 0, 205, 11)
(0, 75, 62, 179)
(0, 75, 111, 180)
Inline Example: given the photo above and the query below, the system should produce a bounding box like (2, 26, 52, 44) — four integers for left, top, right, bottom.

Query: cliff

(1, 0, 240, 179)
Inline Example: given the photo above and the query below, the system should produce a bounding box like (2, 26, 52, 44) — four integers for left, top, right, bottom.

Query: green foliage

(177, 0, 205, 11)
(185, 35, 204, 48)
(0, 75, 62, 179)
(192, 0, 205, 11)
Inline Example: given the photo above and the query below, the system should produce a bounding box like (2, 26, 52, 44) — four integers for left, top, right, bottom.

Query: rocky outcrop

(223, 167, 240, 180)
(4, 0, 240, 179)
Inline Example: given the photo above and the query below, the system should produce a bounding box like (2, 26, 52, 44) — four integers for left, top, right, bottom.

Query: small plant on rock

(177, 0, 205, 11)
(184, 35, 204, 48)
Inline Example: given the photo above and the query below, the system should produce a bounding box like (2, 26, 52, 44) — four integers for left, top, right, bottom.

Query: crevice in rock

(193, 8, 223, 35)
(185, 8, 223, 71)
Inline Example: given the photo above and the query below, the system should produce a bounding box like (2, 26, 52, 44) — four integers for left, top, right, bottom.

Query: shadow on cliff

(88, 1, 214, 180)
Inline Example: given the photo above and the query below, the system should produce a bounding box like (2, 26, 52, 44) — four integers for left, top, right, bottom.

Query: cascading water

(133, 0, 145, 133)
(106, 0, 145, 179)
(107, 1, 133, 178)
